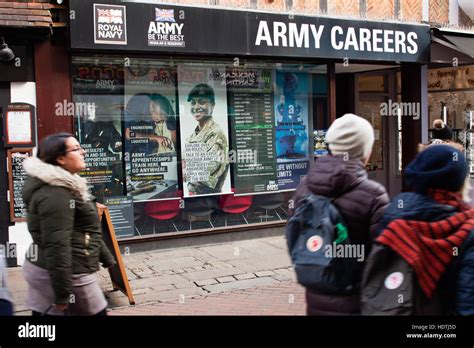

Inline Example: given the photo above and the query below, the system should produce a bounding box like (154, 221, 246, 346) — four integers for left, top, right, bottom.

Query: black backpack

(286, 193, 363, 294)
(361, 243, 447, 315)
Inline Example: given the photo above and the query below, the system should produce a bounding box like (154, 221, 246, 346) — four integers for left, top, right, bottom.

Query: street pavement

(7, 235, 307, 315)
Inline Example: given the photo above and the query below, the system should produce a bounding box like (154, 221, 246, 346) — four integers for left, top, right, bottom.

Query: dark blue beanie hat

(405, 144, 468, 193)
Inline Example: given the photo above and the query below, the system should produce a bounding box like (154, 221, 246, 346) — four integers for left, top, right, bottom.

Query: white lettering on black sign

(254, 21, 418, 54)
(94, 4, 127, 45)
(148, 8, 186, 47)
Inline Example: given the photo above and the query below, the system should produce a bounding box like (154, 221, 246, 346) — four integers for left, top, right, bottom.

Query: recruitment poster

(124, 64, 180, 201)
(274, 71, 310, 191)
(177, 65, 231, 197)
(226, 68, 278, 194)
(72, 61, 125, 203)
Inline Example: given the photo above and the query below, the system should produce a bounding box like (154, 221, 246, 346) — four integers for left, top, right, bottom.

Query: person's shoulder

(207, 120, 226, 136)
(35, 183, 73, 203)
(357, 177, 388, 197)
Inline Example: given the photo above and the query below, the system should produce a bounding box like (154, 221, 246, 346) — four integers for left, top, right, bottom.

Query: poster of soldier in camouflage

(124, 63, 180, 201)
(177, 65, 231, 197)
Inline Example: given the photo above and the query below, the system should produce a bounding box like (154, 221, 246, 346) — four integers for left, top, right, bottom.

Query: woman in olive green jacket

(22, 133, 116, 315)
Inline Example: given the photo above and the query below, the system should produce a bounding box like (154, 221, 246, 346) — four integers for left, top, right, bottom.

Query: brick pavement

(109, 281, 306, 315)
(8, 235, 306, 315)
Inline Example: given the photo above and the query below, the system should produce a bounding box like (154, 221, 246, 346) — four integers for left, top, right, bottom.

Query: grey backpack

(360, 243, 445, 315)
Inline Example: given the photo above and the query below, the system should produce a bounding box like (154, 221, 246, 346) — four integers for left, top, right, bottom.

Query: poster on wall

(177, 65, 231, 197)
(72, 62, 125, 203)
(274, 71, 310, 191)
(314, 129, 329, 157)
(226, 68, 278, 194)
(7, 148, 32, 222)
(124, 64, 180, 201)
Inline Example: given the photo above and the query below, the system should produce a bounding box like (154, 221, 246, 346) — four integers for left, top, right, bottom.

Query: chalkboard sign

(7, 149, 32, 222)
(98, 206, 135, 305)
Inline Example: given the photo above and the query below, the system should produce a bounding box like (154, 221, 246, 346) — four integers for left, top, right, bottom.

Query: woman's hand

(151, 135, 172, 149)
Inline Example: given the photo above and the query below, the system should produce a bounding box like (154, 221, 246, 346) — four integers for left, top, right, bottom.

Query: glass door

(356, 70, 400, 197)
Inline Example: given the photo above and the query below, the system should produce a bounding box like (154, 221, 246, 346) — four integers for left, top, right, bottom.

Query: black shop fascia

(69, 0, 430, 63)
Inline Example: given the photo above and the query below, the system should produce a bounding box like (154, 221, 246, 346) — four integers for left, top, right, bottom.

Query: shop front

(429, 28, 474, 173)
(68, 0, 430, 243)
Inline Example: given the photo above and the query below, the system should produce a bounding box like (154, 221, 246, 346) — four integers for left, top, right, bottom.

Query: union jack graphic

(97, 9, 123, 24)
(155, 8, 175, 22)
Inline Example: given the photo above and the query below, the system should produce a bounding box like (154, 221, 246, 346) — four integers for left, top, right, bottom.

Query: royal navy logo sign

(94, 4, 127, 45)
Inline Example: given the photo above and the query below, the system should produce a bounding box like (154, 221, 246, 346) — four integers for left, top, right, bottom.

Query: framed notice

(4, 103, 36, 148)
(7, 148, 33, 222)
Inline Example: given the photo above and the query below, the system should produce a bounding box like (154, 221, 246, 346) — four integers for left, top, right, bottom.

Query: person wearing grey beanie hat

(326, 113, 375, 162)
(290, 113, 389, 316)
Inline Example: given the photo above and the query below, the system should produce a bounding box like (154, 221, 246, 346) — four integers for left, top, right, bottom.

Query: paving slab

(179, 267, 245, 281)
(202, 276, 278, 293)
(195, 279, 218, 286)
(129, 274, 189, 289)
(197, 244, 254, 261)
(261, 236, 289, 250)
(227, 253, 292, 273)
(234, 273, 256, 280)
(230, 239, 285, 256)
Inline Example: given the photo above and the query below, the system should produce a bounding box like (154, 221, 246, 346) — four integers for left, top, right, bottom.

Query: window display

(124, 64, 180, 201)
(274, 71, 310, 191)
(178, 65, 231, 197)
(428, 65, 474, 175)
(72, 56, 327, 238)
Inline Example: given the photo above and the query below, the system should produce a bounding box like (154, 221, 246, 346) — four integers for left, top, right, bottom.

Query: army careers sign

(70, 0, 430, 63)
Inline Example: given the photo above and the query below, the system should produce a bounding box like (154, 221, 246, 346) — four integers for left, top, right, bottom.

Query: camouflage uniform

(185, 119, 229, 195)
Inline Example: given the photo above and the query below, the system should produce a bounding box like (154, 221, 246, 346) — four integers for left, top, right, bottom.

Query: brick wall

(329, 0, 359, 17)
(400, 0, 422, 22)
(429, 0, 449, 24)
(0, 0, 66, 28)
(2, 0, 468, 28)
(257, 0, 286, 11)
(366, 0, 395, 20)
(153, 0, 466, 27)
(292, 0, 319, 13)
(459, 8, 474, 28)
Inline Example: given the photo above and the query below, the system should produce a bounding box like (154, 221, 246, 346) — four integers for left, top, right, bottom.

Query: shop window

(72, 56, 327, 238)
(428, 65, 474, 175)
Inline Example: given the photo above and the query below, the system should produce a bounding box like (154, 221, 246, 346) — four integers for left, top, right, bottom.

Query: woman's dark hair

(150, 93, 177, 132)
(125, 93, 177, 131)
(37, 132, 74, 165)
